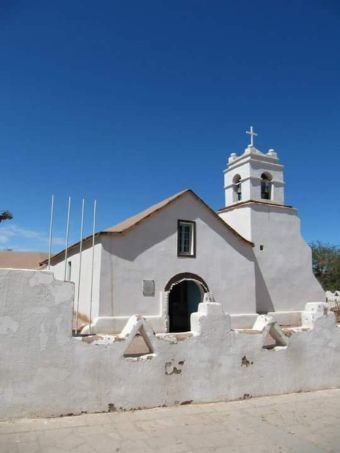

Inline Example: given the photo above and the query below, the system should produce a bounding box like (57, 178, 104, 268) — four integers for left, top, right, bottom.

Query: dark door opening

(168, 280, 202, 332)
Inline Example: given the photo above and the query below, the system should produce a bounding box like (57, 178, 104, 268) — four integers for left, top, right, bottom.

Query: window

(177, 220, 196, 257)
(261, 172, 272, 200)
(67, 261, 72, 281)
(233, 174, 242, 202)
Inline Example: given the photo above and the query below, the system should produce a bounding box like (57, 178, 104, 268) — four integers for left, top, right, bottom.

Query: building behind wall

(0, 250, 48, 270)
(44, 129, 324, 334)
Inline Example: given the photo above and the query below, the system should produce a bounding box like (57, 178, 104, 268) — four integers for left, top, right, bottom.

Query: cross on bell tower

(246, 126, 257, 147)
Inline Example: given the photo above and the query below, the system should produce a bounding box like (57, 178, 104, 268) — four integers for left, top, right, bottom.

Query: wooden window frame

(177, 220, 196, 258)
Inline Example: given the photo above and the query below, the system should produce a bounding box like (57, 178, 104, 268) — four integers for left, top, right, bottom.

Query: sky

(0, 0, 339, 252)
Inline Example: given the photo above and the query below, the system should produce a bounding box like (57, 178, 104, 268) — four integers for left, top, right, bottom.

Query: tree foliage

(0, 211, 13, 223)
(311, 242, 340, 291)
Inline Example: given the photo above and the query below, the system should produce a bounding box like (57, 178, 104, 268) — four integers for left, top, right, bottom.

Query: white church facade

(45, 128, 324, 333)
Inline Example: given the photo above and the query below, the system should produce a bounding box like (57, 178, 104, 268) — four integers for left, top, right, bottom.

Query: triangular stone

(252, 315, 288, 349)
(119, 315, 156, 357)
(123, 326, 153, 357)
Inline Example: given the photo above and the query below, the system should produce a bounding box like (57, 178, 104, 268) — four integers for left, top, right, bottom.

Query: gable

(101, 190, 254, 263)
(44, 189, 252, 266)
(105, 189, 253, 246)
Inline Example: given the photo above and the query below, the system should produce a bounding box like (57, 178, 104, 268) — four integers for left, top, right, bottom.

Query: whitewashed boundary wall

(0, 269, 340, 420)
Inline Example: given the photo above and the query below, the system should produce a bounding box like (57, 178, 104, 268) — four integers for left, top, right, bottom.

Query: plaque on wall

(143, 280, 155, 297)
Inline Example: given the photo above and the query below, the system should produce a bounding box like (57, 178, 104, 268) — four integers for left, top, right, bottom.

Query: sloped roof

(105, 189, 253, 244)
(105, 190, 189, 233)
(43, 189, 253, 265)
(0, 251, 48, 269)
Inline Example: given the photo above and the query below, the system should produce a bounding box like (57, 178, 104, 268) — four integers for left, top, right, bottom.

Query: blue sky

(1, 0, 339, 251)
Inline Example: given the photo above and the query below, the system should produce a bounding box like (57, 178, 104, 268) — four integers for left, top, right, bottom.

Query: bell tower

(218, 126, 324, 313)
(224, 126, 285, 207)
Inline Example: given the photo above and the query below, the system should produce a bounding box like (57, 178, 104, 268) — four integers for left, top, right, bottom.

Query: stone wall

(0, 269, 339, 420)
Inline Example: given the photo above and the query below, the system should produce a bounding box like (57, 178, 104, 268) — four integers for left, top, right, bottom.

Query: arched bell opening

(261, 172, 273, 200)
(232, 174, 242, 202)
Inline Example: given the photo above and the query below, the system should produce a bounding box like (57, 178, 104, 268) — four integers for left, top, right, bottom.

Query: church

(45, 127, 324, 333)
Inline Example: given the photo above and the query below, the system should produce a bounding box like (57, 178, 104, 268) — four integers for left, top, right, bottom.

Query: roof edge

(103, 189, 253, 246)
(218, 200, 295, 213)
(42, 188, 254, 265)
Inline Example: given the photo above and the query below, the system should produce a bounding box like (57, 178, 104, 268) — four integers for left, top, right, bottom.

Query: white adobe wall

(96, 192, 256, 332)
(220, 205, 252, 241)
(0, 269, 339, 420)
(220, 204, 325, 312)
(50, 241, 102, 321)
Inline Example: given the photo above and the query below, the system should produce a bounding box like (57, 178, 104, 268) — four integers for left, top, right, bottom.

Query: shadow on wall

(255, 260, 274, 314)
(104, 219, 178, 261)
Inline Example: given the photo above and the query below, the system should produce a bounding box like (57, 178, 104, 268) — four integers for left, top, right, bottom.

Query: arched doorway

(169, 280, 203, 332)
(165, 274, 209, 332)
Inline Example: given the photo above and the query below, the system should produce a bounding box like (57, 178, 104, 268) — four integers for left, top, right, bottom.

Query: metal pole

(48, 194, 54, 270)
(64, 196, 71, 281)
(75, 199, 85, 334)
(89, 200, 97, 334)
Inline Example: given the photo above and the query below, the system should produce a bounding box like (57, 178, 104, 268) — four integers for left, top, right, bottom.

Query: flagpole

(75, 198, 85, 333)
(47, 194, 54, 270)
(89, 199, 97, 334)
(64, 196, 71, 281)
